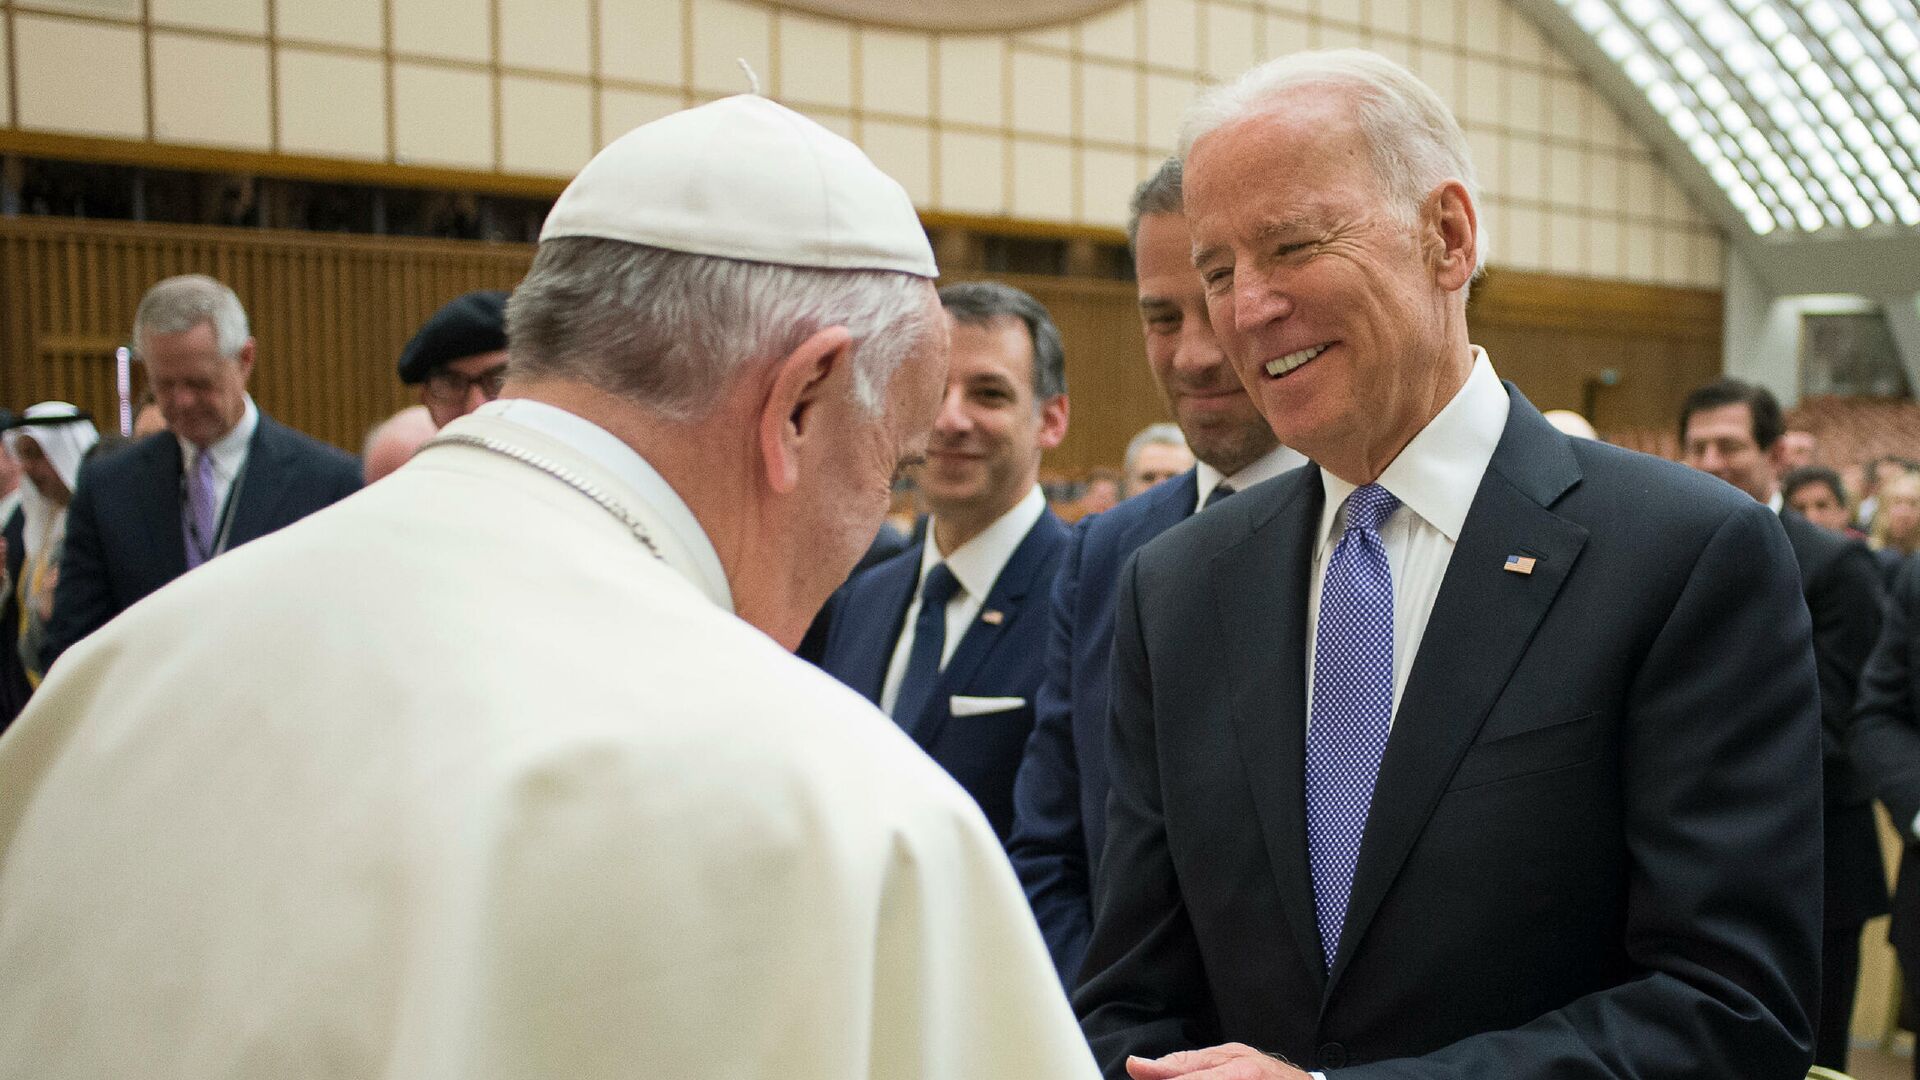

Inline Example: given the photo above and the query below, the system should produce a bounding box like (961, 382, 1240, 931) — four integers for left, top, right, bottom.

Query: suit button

(1318, 1042, 1347, 1069)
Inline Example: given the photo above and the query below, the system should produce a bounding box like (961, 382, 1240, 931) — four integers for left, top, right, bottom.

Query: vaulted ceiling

(1514, 0, 1920, 296)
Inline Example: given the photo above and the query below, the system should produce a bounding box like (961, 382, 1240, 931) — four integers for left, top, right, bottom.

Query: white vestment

(0, 411, 1097, 1080)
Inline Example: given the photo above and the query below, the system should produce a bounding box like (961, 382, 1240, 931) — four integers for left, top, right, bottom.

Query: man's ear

(759, 325, 854, 496)
(234, 338, 257, 383)
(1765, 437, 1792, 476)
(1425, 181, 1477, 292)
(1035, 394, 1070, 452)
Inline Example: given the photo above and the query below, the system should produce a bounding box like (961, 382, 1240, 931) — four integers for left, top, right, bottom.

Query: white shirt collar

(180, 395, 258, 479)
(919, 485, 1046, 600)
(475, 398, 734, 612)
(1766, 489, 1784, 513)
(1317, 346, 1508, 555)
(1195, 441, 1310, 513)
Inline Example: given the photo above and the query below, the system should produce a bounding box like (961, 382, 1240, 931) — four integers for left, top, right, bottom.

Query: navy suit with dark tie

(1078, 387, 1822, 1077)
(42, 416, 360, 668)
(1006, 469, 1198, 984)
(817, 510, 1069, 839)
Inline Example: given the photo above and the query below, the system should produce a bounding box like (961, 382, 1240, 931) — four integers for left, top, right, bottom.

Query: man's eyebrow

(1191, 214, 1323, 267)
(1138, 296, 1178, 313)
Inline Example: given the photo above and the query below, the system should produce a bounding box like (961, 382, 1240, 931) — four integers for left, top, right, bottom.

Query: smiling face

(1134, 211, 1276, 477)
(919, 313, 1068, 546)
(1184, 88, 1476, 484)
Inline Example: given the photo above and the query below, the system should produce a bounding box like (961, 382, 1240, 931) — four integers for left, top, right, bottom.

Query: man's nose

(933, 385, 969, 432)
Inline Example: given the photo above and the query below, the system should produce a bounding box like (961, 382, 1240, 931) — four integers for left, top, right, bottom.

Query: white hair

(133, 274, 251, 358)
(1125, 422, 1189, 475)
(1178, 49, 1486, 274)
(508, 238, 939, 421)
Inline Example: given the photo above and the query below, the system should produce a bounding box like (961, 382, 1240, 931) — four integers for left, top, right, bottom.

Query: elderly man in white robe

(0, 97, 1099, 1080)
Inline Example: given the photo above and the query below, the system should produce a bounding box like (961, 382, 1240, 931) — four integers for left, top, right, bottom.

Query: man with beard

(1007, 157, 1306, 984)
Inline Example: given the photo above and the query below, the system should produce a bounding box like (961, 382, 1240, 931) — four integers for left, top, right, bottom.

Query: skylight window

(1552, 0, 1920, 235)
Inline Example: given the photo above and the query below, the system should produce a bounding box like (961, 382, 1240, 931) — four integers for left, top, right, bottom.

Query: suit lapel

(1328, 390, 1589, 990)
(1208, 469, 1329, 988)
(912, 512, 1064, 750)
(225, 417, 288, 546)
(845, 554, 919, 704)
(136, 436, 190, 578)
(1121, 471, 1196, 553)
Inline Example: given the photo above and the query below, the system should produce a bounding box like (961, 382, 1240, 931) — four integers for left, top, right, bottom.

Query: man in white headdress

(0, 403, 97, 727)
(0, 97, 1098, 1080)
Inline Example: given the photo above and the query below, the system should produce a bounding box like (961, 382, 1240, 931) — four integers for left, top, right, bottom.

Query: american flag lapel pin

(1504, 554, 1537, 575)
(981, 609, 1005, 625)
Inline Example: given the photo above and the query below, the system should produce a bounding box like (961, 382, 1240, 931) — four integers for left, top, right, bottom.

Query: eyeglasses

(424, 364, 508, 405)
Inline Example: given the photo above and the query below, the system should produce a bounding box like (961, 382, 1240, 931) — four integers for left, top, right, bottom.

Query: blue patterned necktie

(891, 563, 960, 735)
(1304, 482, 1399, 971)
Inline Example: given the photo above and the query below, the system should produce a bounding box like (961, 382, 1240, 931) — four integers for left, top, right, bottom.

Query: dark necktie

(1202, 481, 1236, 511)
(1304, 482, 1399, 970)
(891, 563, 960, 735)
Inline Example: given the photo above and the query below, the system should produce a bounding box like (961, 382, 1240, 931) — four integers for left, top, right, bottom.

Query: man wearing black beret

(399, 290, 510, 428)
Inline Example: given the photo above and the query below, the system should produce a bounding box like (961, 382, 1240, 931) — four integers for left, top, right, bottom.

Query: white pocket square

(949, 695, 1027, 717)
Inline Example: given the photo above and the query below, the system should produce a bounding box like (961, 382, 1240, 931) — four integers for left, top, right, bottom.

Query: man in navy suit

(42, 275, 360, 667)
(1007, 158, 1305, 984)
(816, 281, 1070, 839)
(1079, 51, 1820, 1079)
(1680, 377, 1887, 1071)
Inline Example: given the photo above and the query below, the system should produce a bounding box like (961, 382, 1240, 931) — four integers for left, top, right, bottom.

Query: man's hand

(1126, 1043, 1311, 1079)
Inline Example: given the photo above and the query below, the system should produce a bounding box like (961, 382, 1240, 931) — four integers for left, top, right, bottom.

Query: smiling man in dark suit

(1007, 158, 1305, 985)
(42, 275, 361, 667)
(1078, 50, 1821, 1079)
(816, 281, 1070, 839)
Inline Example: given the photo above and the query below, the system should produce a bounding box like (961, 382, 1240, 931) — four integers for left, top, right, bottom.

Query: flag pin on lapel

(1504, 554, 1537, 575)
(981, 609, 1005, 625)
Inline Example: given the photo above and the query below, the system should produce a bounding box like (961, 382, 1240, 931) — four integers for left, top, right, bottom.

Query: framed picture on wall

(1801, 310, 1909, 399)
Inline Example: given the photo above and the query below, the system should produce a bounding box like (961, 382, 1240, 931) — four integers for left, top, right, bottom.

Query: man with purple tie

(1077, 50, 1820, 1079)
(41, 275, 359, 667)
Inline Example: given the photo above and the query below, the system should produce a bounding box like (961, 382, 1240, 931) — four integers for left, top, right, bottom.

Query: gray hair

(1128, 157, 1185, 256)
(1125, 421, 1189, 475)
(936, 281, 1068, 402)
(507, 238, 940, 421)
(1178, 49, 1486, 274)
(133, 274, 251, 358)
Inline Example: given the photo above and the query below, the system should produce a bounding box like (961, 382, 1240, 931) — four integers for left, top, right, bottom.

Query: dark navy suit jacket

(1006, 470, 1198, 985)
(1079, 387, 1821, 1077)
(43, 415, 360, 667)
(817, 509, 1068, 839)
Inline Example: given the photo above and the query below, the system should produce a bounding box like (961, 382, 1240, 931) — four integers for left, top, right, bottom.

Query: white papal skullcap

(541, 94, 938, 279)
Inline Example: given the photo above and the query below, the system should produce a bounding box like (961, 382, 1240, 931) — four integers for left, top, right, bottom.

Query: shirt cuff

(1911, 810, 1920, 841)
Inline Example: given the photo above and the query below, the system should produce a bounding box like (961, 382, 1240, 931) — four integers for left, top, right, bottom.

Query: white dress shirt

(179, 396, 259, 540)
(475, 398, 734, 612)
(879, 485, 1046, 716)
(1305, 348, 1508, 724)
(1194, 441, 1311, 515)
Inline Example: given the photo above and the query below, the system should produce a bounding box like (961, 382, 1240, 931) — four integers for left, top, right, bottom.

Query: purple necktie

(183, 449, 217, 569)
(1304, 482, 1398, 971)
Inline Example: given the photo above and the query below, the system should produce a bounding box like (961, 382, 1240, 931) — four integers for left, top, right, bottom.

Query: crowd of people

(0, 46, 1915, 1080)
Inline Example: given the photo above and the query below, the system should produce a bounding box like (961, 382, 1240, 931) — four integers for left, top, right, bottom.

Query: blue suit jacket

(1007, 470, 1198, 984)
(817, 509, 1068, 839)
(43, 415, 361, 668)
